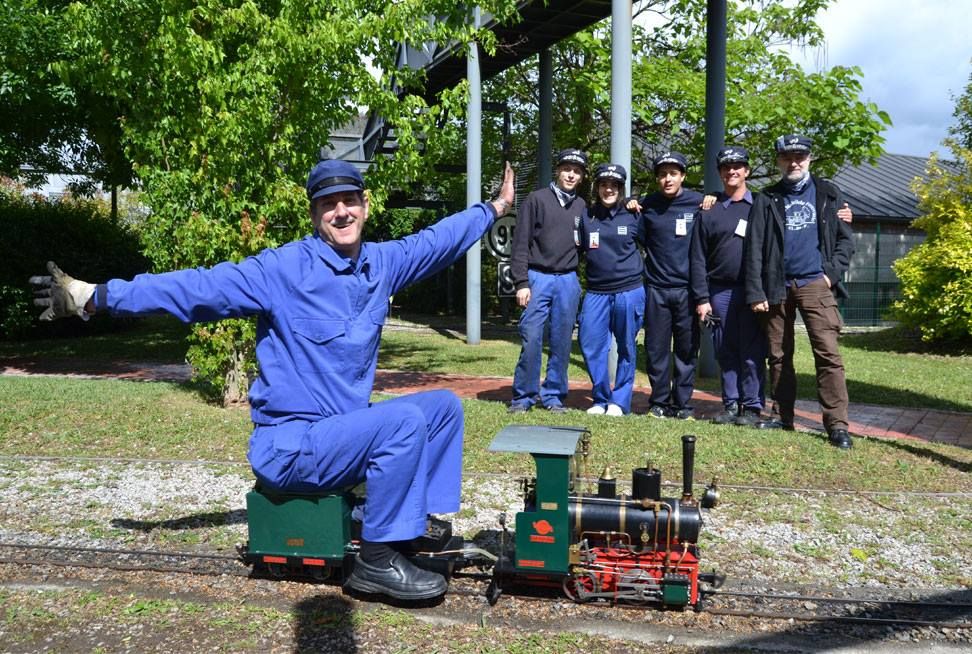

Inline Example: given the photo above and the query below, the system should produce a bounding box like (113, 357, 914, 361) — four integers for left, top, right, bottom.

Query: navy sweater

(510, 186, 584, 290)
(782, 177, 824, 284)
(689, 191, 754, 302)
(578, 203, 645, 293)
(640, 188, 704, 288)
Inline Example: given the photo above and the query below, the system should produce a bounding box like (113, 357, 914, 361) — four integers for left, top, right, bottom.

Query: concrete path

(3, 359, 970, 449)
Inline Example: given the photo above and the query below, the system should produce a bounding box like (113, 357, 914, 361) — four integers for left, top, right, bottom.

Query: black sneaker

(828, 428, 852, 449)
(647, 405, 668, 419)
(673, 408, 695, 421)
(508, 403, 531, 414)
(544, 404, 568, 414)
(710, 403, 739, 425)
(734, 408, 762, 427)
(345, 552, 448, 600)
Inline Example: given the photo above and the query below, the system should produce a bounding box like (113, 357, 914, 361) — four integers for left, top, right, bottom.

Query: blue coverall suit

(689, 190, 766, 412)
(577, 203, 646, 414)
(93, 203, 498, 543)
(641, 188, 704, 412)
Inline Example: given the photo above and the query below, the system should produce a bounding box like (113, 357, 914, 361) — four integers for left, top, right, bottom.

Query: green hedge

(0, 189, 148, 339)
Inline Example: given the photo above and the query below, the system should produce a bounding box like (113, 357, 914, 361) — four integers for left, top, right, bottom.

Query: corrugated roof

(832, 152, 956, 222)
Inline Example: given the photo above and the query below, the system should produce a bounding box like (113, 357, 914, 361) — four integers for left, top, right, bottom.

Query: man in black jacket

(745, 135, 855, 448)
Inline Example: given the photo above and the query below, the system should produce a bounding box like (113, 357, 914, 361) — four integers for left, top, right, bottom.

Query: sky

(787, 0, 972, 157)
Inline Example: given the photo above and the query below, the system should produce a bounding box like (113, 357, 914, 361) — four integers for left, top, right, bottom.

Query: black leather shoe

(754, 418, 795, 431)
(710, 403, 739, 425)
(829, 429, 852, 449)
(734, 408, 762, 427)
(346, 552, 447, 600)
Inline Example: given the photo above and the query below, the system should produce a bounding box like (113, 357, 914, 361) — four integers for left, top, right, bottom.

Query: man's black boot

(828, 428, 852, 449)
(710, 402, 739, 425)
(347, 541, 447, 600)
(734, 407, 762, 427)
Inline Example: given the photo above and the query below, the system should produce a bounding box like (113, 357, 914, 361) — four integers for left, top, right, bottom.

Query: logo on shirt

(682, 213, 695, 222)
(784, 200, 816, 231)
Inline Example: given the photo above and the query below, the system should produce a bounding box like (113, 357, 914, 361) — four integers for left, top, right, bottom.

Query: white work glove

(28, 261, 97, 321)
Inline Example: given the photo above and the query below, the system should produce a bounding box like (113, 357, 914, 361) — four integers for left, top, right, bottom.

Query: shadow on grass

(292, 594, 359, 653)
(842, 325, 972, 356)
(111, 509, 247, 531)
(812, 372, 971, 413)
(869, 436, 972, 474)
(726, 587, 972, 652)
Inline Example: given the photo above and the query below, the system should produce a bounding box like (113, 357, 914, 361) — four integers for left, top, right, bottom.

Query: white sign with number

(485, 214, 516, 260)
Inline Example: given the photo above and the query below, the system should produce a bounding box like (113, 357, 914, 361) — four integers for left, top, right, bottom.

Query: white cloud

(788, 0, 972, 156)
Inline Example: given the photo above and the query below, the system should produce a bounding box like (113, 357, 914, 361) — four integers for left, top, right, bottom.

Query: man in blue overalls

(30, 158, 516, 601)
(508, 148, 587, 413)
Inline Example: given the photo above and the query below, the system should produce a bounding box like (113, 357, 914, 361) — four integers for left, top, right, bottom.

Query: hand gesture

(491, 162, 516, 216)
(28, 261, 96, 321)
(837, 203, 852, 224)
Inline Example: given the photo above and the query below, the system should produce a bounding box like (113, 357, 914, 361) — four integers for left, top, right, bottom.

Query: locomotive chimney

(681, 434, 696, 502)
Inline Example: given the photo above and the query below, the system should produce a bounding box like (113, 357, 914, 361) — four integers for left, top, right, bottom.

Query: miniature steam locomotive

(239, 425, 720, 609)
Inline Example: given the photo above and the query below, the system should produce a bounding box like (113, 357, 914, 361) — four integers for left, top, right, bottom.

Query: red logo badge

(530, 519, 555, 543)
(532, 520, 554, 535)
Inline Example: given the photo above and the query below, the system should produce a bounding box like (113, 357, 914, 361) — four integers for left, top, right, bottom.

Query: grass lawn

(1, 375, 969, 494)
(1, 315, 970, 493)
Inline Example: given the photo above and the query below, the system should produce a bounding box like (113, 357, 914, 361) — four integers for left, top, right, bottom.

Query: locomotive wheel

(485, 579, 503, 606)
(267, 562, 287, 578)
(307, 566, 332, 581)
(562, 571, 599, 603)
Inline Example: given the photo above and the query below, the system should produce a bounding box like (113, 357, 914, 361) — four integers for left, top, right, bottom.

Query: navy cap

(555, 148, 589, 173)
(594, 163, 627, 185)
(717, 146, 749, 166)
(652, 151, 687, 173)
(774, 134, 813, 154)
(306, 159, 365, 200)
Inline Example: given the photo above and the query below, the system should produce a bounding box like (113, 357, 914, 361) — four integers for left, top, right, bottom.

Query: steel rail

(708, 589, 972, 609)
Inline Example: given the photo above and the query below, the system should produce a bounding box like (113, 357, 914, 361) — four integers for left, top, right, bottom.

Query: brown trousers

(764, 277, 849, 432)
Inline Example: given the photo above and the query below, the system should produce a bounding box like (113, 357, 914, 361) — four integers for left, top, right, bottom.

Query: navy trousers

(644, 285, 699, 410)
(709, 283, 765, 410)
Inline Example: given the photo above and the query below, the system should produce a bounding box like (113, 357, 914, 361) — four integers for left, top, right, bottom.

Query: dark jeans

(709, 283, 765, 411)
(764, 277, 849, 432)
(644, 285, 699, 410)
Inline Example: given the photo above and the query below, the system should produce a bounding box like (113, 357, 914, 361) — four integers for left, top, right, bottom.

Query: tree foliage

(7, 0, 516, 402)
(892, 142, 972, 343)
(484, 0, 890, 193)
(949, 64, 972, 151)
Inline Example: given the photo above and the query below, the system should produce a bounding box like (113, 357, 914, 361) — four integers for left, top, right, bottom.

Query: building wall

(843, 221, 925, 325)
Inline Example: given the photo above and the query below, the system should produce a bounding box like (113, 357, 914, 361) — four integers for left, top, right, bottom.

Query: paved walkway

(3, 359, 970, 449)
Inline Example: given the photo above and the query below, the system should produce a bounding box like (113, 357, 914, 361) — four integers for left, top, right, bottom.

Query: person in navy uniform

(690, 146, 766, 426)
(577, 163, 645, 416)
(508, 148, 587, 413)
(629, 152, 704, 420)
(29, 157, 516, 601)
(745, 134, 855, 449)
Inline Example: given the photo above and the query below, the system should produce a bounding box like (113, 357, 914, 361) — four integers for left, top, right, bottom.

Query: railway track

(3, 541, 969, 632)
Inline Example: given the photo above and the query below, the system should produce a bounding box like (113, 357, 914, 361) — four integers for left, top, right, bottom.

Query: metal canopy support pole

(698, 0, 727, 378)
(538, 49, 553, 188)
(466, 7, 482, 345)
(609, 0, 633, 385)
